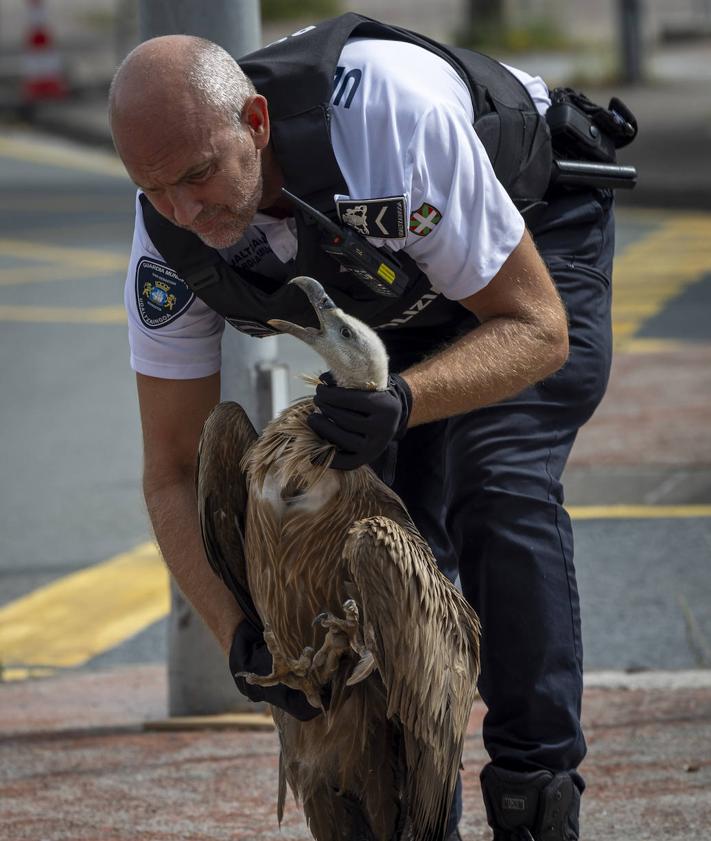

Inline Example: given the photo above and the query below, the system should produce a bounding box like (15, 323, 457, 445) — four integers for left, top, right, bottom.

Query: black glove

(308, 372, 413, 470)
(229, 620, 322, 722)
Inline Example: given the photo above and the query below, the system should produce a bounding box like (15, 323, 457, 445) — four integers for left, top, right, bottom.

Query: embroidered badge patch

(336, 196, 407, 239)
(135, 257, 194, 329)
(409, 203, 442, 237)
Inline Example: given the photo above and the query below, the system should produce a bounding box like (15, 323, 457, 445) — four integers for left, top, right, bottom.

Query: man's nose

(169, 186, 203, 227)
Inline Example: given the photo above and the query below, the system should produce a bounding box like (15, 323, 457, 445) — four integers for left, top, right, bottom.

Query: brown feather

(196, 281, 480, 841)
(197, 401, 261, 628)
(220, 398, 480, 841)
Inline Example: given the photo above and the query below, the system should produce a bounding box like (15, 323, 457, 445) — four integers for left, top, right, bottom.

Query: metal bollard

(137, 0, 270, 716)
(619, 0, 644, 84)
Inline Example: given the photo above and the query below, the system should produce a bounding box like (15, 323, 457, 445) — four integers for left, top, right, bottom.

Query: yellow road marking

(620, 338, 700, 354)
(0, 305, 126, 324)
(0, 238, 126, 273)
(145, 712, 276, 732)
(0, 135, 127, 179)
(0, 263, 112, 286)
(0, 542, 168, 681)
(0, 239, 127, 320)
(24, 227, 133, 247)
(2, 501, 709, 683)
(0, 196, 132, 213)
(616, 207, 669, 224)
(568, 504, 711, 520)
(613, 213, 711, 351)
(610, 301, 663, 318)
(1, 666, 55, 682)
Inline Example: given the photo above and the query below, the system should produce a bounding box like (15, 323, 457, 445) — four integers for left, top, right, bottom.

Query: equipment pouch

(546, 88, 638, 163)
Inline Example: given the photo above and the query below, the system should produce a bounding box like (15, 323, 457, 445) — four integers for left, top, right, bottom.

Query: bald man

(110, 16, 617, 841)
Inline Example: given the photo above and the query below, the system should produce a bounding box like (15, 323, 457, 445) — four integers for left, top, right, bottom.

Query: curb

(144, 711, 275, 732)
(584, 669, 711, 690)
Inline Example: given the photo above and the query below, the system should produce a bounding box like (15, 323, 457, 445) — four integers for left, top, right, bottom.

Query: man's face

(118, 113, 263, 249)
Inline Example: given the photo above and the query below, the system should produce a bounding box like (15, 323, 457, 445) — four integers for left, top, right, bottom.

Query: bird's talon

(235, 670, 257, 684)
(346, 650, 376, 686)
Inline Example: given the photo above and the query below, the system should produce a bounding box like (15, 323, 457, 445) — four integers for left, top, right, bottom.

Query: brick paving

(1, 667, 710, 840)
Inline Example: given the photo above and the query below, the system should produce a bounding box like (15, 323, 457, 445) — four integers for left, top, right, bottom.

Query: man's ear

(242, 95, 270, 150)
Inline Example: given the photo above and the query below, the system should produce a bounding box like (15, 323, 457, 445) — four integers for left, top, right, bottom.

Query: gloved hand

(229, 620, 322, 721)
(308, 372, 413, 470)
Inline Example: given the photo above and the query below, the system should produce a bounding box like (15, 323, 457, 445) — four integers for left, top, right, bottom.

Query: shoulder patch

(409, 203, 442, 237)
(336, 196, 407, 239)
(135, 257, 195, 329)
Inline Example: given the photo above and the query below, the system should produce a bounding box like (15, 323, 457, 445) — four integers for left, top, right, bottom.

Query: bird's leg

(310, 599, 376, 686)
(309, 619, 352, 685)
(236, 627, 324, 709)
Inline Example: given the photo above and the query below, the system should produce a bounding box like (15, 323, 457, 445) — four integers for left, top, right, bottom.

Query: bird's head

(268, 276, 389, 391)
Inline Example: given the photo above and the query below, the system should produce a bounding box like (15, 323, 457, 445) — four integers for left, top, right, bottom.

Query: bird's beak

(267, 276, 336, 341)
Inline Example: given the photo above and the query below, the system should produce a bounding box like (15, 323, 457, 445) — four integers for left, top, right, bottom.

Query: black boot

(480, 765, 581, 841)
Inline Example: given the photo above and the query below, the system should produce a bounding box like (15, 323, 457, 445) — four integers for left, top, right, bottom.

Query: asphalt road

(0, 128, 709, 684)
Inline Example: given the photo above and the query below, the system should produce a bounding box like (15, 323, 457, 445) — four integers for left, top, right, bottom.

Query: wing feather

(196, 401, 261, 629)
(343, 516, 480, 841)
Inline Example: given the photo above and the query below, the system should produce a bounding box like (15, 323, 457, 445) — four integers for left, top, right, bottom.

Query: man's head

(110, 35, 272, 248)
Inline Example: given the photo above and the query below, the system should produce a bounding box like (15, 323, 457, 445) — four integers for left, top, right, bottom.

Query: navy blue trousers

(387, 190, 615, 820)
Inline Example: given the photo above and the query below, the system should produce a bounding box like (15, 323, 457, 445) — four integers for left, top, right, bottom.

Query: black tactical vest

(141, 13, 552, 340)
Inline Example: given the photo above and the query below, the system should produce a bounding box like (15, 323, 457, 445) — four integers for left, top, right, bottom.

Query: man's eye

(190, 167, 213, 182)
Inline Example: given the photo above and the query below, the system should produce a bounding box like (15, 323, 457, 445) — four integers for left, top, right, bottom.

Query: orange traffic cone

(22, 0, 68, 102)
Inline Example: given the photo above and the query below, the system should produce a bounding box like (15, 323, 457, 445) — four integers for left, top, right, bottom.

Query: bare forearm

(145, 476, 243, 654)
(402, 229, 569, 426)
(404, 312, 567, 427)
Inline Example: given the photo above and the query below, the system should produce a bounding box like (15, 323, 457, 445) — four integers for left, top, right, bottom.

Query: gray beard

(197, 223, 245, 249)
(196, 165, 263, 249)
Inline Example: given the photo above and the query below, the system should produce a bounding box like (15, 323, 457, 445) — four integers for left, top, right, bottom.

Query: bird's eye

(340, 326, 353, 339)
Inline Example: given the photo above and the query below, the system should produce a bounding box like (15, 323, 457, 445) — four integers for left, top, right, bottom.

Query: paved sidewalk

(1, 18, 710, 841)
(2, 666, 710, 840)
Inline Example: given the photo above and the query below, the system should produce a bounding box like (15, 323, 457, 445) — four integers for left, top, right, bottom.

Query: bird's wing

(196, 401, 262, 629)
(343, 515, 481, 841)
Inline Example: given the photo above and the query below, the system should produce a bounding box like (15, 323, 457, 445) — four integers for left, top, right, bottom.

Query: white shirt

(124, 38, 550, 379)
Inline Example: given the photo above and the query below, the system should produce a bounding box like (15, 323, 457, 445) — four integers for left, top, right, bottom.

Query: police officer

(110, 14, 615, 841)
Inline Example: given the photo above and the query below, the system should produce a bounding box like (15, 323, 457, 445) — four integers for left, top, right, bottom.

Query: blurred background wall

(1, 0, 710, 104)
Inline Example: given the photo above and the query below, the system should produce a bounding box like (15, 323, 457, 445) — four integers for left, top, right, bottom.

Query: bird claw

(313, 598, 360, 635)
(310, 598, 376, 687)
(345, 650, 376, 686)
(234, 670, 271, 686)
(239, 642, 315, 687)
(237, 644, 325, 710)
(251, 600, 376, 703)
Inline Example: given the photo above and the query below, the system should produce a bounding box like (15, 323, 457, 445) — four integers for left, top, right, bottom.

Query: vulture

(197, 276, 480, 841)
